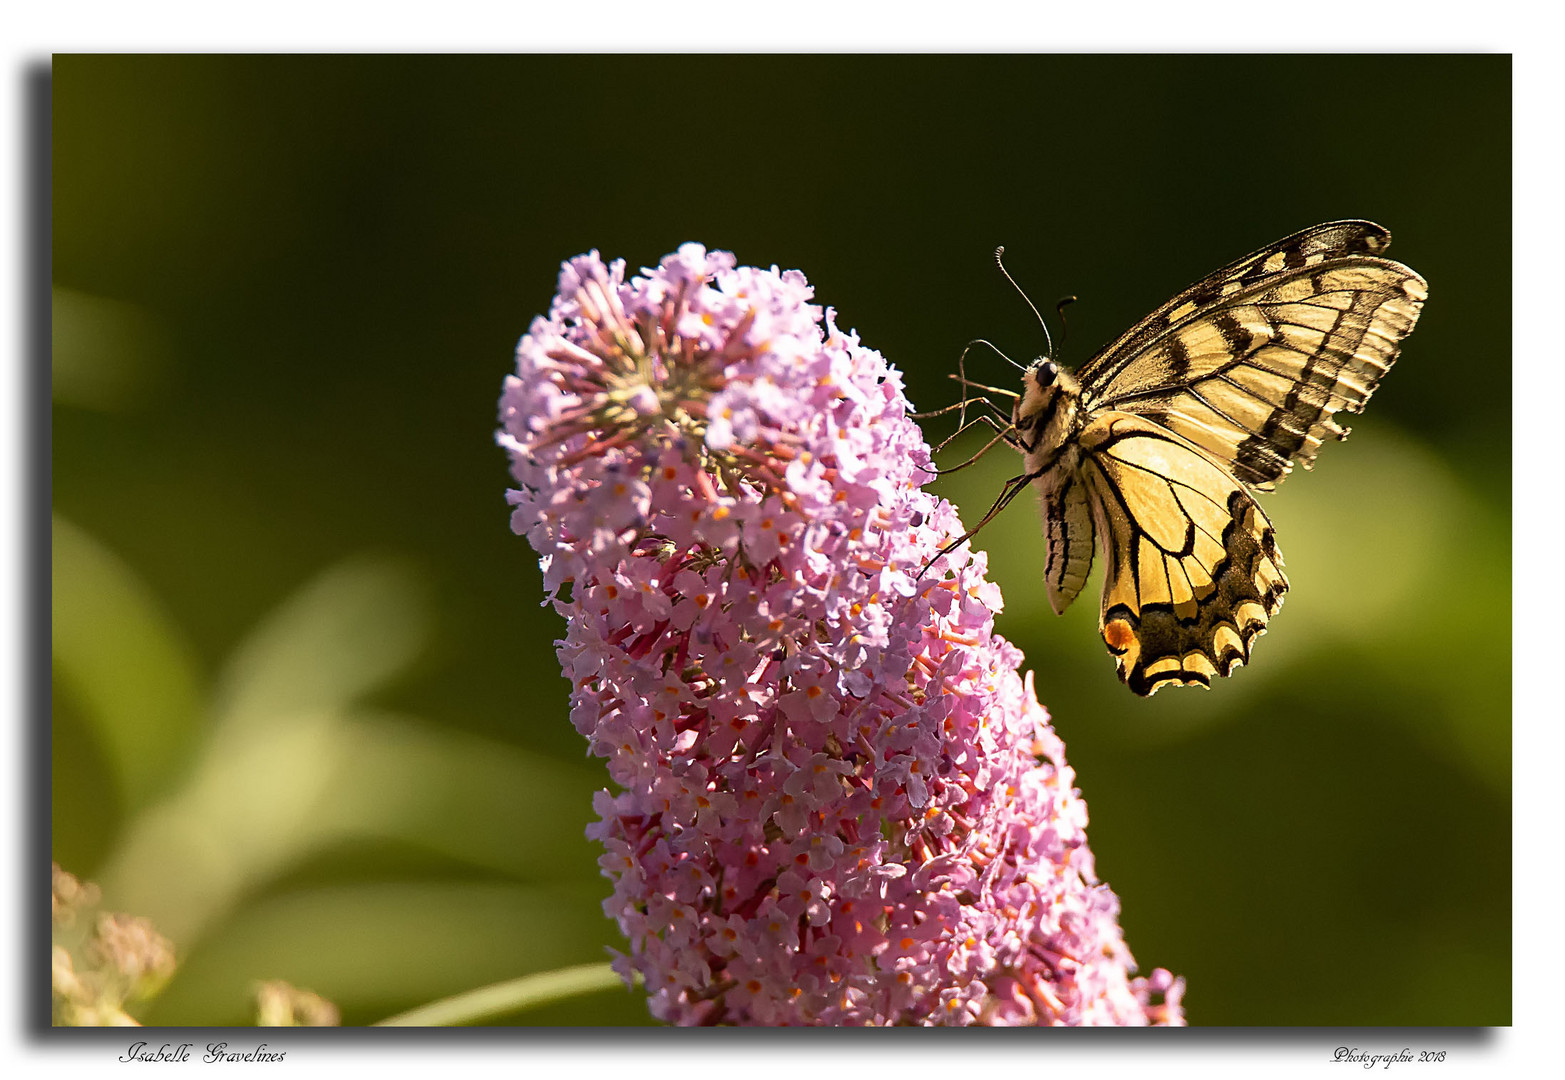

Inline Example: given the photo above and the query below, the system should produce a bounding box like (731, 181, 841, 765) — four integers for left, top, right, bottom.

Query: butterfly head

(1013, 357, 1081, 448)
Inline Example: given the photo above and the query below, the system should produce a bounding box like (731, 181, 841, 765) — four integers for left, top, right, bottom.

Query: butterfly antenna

(995, 246, 1055, 361)
(1055, 295, 1078, 353)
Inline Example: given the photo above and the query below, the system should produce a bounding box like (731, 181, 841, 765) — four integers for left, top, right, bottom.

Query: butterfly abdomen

(1036, 448, 1094, 616)
(1014, 363, 1096, 616)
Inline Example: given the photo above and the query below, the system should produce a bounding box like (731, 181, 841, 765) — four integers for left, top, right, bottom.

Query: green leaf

(96, 555, 434, 944)
(51, 514, 204, 809)
(325, 715, 604, 881)
(212, 554, 430, 727)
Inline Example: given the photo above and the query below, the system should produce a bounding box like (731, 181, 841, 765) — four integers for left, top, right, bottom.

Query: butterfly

(937, 221, 1427, 695)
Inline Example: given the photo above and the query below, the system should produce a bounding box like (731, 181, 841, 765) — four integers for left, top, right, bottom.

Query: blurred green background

(50, 55, 1509, 1026)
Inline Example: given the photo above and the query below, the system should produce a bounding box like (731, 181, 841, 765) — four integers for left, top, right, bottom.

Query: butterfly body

(1007, 221, 1426, 696)
(1013, 360, 1092, 614)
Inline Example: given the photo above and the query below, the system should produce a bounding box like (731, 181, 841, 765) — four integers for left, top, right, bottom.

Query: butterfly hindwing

(1073, 220, 1428, 491)
(1077, 412, 1288, 696)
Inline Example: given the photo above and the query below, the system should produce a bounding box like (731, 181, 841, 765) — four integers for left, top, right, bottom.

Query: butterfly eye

(1033, 360, 1058, 388)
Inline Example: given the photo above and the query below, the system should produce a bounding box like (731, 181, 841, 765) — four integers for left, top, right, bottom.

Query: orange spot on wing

(1103, 619, 1135, 652)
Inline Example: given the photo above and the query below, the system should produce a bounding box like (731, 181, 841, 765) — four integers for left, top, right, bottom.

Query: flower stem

(374, 963, 637, 1026)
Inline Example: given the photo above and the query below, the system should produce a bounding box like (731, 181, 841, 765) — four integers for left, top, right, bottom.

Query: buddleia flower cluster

(497, 245, 1184, 1025)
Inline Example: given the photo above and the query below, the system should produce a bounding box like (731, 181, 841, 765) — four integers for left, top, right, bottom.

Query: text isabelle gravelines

(119, 1043, 286, 1064)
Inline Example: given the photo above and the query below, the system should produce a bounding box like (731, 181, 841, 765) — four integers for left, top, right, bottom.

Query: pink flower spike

(499, 245, 1184, 1026)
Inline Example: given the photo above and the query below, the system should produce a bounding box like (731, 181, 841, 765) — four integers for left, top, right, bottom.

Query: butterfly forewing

(1074, 220, 1397, 391)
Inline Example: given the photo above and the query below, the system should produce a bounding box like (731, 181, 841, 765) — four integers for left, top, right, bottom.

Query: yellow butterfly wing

(1078, 412, 1287, 696)
(1074, 220, 1428, 491)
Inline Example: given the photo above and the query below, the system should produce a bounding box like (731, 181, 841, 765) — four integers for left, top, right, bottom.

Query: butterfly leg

(931, 338, 1026, 435)
(923, 415, 1021, 473)
(943, 377, 1018, 433)
(914, 385, 1016, 464)
(926, 413, 1026, 457)
(946, 372, 1020, 403)
(909, 395, 1007, 421)
(916, 466, 1042, 578)
(953, 340, 1020, 429)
